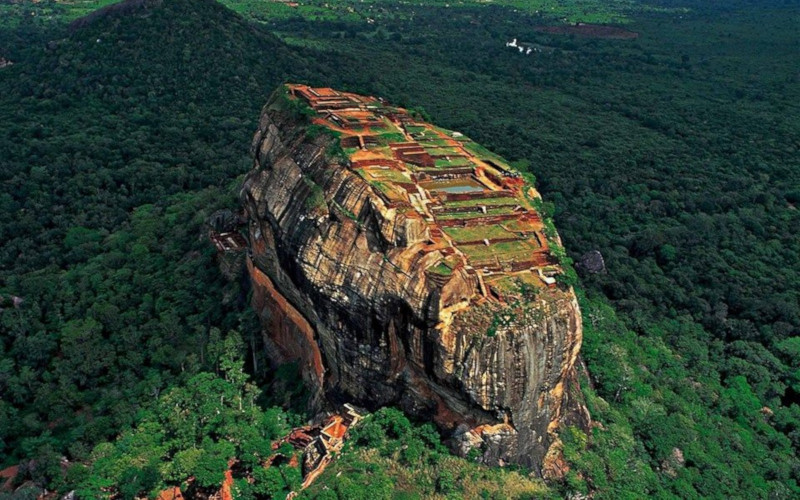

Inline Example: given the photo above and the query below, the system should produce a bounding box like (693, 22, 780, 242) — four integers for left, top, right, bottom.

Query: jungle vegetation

(0, 0, 798, 498)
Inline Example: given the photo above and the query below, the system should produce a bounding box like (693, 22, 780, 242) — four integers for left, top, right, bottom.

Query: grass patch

(434, 157, 473, 168)
(443, 224, 514, 242)
(502, 219, 540, 232)
(405, 125, 428, 133)
(302, 177, 326, 211)
(429, 261, 454, 276)
(436, 206, 517, 220)
(460, 239, 538, 264)
(434, 211, 480, 221)
(376, 131, 407, 145)
(443, 197, 519, 208)
(424, 147, 462, 156)
(420, 138, 452, 147)
(487, 274, 542, 296)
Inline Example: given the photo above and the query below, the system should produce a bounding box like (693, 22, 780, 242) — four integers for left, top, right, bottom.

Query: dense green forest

(0, 0, 798, 498)
(0, 0, 318, 495)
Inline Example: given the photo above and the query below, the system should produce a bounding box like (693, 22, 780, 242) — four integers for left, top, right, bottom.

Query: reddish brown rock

(241, 85, 589, 473)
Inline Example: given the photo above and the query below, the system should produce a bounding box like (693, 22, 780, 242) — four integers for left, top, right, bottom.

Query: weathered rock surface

(241, 86, 588, 473)
(577, 250, 606, 274)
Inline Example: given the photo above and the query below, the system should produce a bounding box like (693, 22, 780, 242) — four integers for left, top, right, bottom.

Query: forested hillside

(0, 0, 798, 498)
(0, 1, 552, 498)
(0, 0, 315, 488)
(267, 3, 798, 497)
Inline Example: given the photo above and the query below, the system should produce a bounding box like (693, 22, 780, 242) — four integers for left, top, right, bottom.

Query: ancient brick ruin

(290, 84, 560, 298)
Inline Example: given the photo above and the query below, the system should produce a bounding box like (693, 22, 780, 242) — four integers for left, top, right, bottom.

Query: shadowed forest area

(0, 0, 798, 498)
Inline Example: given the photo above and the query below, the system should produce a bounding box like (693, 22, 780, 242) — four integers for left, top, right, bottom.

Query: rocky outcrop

(241, 85, 588, 473)
(577, 250, 606, 274)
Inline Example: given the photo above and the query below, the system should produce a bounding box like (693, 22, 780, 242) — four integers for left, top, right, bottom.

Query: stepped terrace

(288, 84, 561, 300)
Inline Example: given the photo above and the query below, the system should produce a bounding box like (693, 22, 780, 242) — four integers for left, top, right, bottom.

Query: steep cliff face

(241, 85, 588, 473)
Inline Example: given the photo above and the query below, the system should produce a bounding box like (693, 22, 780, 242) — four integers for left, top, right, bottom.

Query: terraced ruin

(244, 84, 585, 469)
(289, 84, 561, 299)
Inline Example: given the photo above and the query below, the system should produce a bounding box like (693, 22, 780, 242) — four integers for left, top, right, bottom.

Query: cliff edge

(241, 84, 589, 474)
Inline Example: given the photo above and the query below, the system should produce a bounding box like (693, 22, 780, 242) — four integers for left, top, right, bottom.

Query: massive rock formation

(241, 84, 588, 473)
